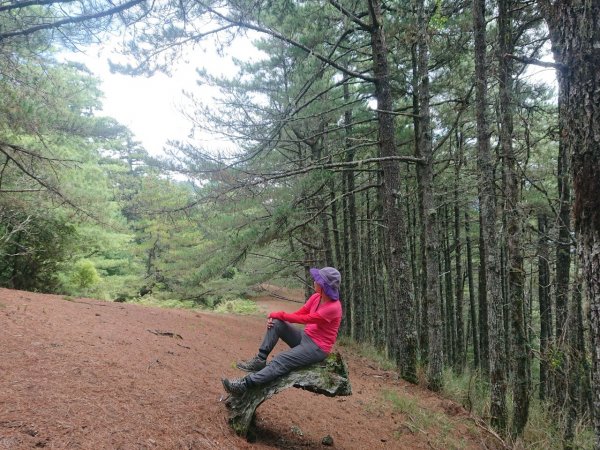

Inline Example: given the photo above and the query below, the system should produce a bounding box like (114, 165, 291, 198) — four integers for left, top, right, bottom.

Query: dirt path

(0, 288, 498, 449)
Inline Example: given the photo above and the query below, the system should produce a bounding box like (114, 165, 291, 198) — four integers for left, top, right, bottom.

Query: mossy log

(224, 352, 352, 438)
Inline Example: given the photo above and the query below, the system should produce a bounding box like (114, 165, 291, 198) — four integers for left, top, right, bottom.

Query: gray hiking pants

(247, 319, 327, 385)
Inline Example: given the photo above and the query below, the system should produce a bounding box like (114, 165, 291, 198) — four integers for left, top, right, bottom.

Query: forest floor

(0, 286, 503, 449)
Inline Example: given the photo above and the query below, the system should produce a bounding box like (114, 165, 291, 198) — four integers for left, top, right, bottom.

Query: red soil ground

(0, 287, 501, 449)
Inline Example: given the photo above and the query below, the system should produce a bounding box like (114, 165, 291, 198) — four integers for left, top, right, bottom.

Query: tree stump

(224, 352, 352, 438)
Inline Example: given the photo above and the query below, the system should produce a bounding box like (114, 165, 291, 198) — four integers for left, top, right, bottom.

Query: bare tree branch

(328, 0, 371, 31)
(0, 0, 77, 13)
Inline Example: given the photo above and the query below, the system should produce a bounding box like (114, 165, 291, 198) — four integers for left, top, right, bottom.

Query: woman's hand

(267, 311, 285, 328)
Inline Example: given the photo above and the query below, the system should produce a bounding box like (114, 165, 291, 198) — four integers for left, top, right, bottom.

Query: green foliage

(70, 260, 101, 289)
(0, 39, 143, 298)
(547, 345, 565, 370)
(0, 208, 78, 292)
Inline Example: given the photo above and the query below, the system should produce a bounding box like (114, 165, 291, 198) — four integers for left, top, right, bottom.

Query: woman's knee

(272, 318, 287, 331)
(266, 357, 291, 377)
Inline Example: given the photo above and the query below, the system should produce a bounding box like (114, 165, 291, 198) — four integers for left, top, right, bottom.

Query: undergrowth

(337, 337, 396, 371)
(440, 368, 594, 449)
(133, 296, 199, 309)
(214, 298, 259, 315)
(339, 340, 594, 449)
(382, 389, 474, 448)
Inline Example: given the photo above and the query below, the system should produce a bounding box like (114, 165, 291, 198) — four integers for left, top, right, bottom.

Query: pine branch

(198, 2, 377, 83)
(0, 142, 104, 224)
(505, 53, 567, 71)
(0, 0, 144, 41)
(287, 182, 380, 235)
(259, 155, 424, 183)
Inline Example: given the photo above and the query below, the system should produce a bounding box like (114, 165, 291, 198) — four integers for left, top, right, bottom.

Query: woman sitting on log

(222, 267, 343, 396)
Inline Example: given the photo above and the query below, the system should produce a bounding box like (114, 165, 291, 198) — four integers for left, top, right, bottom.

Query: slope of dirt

(0, 288, 500, 449)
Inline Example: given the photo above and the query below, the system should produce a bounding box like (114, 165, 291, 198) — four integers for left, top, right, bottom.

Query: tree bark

(478, 214, 489, 376)
(413, 0, 443, 390)
(454, 141, 465, 372)
(538, 213, 552, 402)
(329, 177, 342, 269)
(443, 206, 456, 369)
(341, 81, 356, 338)
(368, 0, 417, 383)
(465, 211, 479, 369)
(553, 53, 572, 412)
(411, 43, 428, 363)
(538, 0, 600, 445)
(498, 0, 529, 436)
(474, 0, 507, 433)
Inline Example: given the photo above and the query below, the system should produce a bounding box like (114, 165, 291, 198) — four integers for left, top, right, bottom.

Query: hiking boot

(236, 355, 266, 372)
(222, 377, 248, 396)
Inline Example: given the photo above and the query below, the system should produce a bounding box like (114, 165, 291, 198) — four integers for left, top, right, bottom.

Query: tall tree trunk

(538, 0, 600, 445)
(574, 271, 592, 417)
(329, 177, 342, 269)
(538, 213, 552, 402)
(320, 207, 333, 266)
(341, 81, 356, 338)
(498, 0, 529, 436)
(441, 258, 450, 366)
(412, 43, 429, 364)
(369, 185, 386, 350)
(474, 0, 507, 433)
(500, 246, 511, 379)
(375, 171, 389, 351)
(478, 214, 489, 376)
(359, 195, 371, 343)
(443, 206, 456, 369)
(553, 56, 572, 413)
(454, 139, 465, 372)
(413, 0, 443, 390)
(465, 211, 479, 369)
(565, 273, 583, 449)
(369, 0, 417, 383)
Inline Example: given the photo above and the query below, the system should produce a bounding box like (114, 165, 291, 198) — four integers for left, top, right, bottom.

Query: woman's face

(314, 281, 322, 294)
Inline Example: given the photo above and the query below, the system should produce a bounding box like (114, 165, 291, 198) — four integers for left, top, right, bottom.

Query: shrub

(70, 259, 101, 290)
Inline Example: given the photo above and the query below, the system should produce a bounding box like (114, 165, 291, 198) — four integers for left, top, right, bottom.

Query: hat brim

(310, 268, 339, 300)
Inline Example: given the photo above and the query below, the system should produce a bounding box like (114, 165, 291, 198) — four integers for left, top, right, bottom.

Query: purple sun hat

(310, 267, 341, 300)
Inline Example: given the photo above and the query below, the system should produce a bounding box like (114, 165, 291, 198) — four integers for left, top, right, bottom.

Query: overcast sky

(70, 38, 257, 156)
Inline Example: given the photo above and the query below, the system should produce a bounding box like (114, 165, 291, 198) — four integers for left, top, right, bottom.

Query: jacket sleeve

(292, 303, 311, 315)
(277, 311, 329, 325)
